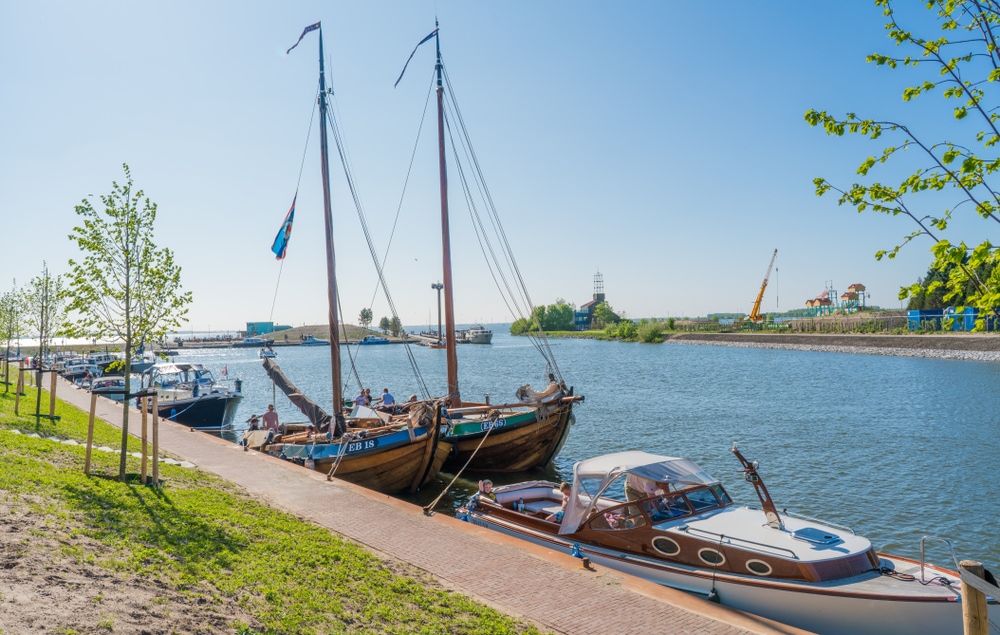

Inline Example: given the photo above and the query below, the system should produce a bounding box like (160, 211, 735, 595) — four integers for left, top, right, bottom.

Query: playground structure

(804, 282, 867, 316)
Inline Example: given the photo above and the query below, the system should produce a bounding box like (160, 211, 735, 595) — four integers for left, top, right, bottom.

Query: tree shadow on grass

(61, 474, 248, 580)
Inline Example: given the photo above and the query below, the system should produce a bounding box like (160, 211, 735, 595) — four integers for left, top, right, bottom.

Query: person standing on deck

(262, 404, 279, 440)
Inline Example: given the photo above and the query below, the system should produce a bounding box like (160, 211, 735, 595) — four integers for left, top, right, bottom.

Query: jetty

(55, 376, 807, 635)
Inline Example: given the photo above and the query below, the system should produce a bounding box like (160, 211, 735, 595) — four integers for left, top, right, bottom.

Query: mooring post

(48, 370, 56, 417)
(961, 560, 989, 635)
(14, 365, 23, 415)
(84, 392, 97, 475)
(151, 394, 160, 487)
(140, 398, 148, 485)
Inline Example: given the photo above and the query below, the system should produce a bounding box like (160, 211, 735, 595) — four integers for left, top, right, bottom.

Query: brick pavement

(51, 378, 811, 635)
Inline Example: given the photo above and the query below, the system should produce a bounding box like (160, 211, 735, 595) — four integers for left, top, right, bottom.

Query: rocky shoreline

(667, 332, 1000, 362)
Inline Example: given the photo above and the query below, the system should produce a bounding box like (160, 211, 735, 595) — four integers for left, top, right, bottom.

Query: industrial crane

(745, 248, 778, 324)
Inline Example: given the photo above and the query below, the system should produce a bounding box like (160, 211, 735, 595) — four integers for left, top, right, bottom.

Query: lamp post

(431, 282, 444, 345)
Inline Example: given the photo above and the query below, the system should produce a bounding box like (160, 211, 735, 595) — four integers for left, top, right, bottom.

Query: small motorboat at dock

(459, 444, 996, 635)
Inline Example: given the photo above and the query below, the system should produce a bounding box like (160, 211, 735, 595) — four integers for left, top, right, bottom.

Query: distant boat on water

(300, 335, 330, 346)
(458, 324, 492, 344)
(234, 336, 273, 348)
(358, 335, 389, 345)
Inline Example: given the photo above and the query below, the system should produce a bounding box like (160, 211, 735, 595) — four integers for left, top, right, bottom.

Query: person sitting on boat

(262, 404, 279, 440)
(381, 388, 394, 407)
(625, 473, 659, 502)
(476, 479, 496, 502)
(242, 415, 261, 450)
(355, 390, 368, 407)
(545, 482, 572, 523)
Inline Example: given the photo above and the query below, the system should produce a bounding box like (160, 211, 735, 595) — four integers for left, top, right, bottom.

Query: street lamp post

(431, 282, 444, 345)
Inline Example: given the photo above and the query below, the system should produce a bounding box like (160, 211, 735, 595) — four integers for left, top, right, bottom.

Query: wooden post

(84, 392, 97, 475)
(14, 367, 23, 415)
(140, 399, 148, 485)
(960, 560, 989, 635)
(151, 394, 160, 487)
(49, 371, 56, 417)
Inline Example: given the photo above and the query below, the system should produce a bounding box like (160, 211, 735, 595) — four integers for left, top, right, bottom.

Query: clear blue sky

(1, 2, 957, 331)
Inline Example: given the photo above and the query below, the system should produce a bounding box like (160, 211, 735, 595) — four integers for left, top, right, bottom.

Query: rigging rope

(269, 96, 318, 326)
(439, 64, 565, 384)
(323, 99, 430, 398)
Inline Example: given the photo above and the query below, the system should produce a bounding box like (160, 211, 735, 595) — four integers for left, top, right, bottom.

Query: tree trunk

(119, 342, 132, 481)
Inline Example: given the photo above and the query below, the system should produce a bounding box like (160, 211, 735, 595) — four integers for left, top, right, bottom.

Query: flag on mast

(394, 28, 438, 87)
(286, 22, 320, 54)
(271, 194, 296, 260)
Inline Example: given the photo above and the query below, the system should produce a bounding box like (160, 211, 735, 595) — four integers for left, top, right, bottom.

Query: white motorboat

(458, 445, 996, 635)
(299, 335, 330, 346)
(142, 363, 242, 429)
(458, 324, 493, 344)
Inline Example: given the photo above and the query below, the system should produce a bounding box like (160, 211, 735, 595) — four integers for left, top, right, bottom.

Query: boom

(747, 249, 778, 323)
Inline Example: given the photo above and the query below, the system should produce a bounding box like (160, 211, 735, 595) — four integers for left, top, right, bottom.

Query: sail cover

(262, 357, 332, 429)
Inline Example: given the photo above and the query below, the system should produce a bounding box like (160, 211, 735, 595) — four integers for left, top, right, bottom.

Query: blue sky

(0, 2, 965, 331)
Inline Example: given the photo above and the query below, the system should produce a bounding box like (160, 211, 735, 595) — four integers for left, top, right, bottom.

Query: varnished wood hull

(267, 423, 450, 494)
(443, 399, 575, 473)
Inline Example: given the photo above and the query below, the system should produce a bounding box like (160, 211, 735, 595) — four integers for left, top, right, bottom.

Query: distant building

(575, 271, 618, 330)
(246, 321, 274, 337)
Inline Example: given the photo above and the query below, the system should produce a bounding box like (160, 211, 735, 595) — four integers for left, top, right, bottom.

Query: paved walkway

(52, 378, 810, 635)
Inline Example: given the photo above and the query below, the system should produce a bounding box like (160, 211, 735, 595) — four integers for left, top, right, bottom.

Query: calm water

(173, 333, 1000, 569)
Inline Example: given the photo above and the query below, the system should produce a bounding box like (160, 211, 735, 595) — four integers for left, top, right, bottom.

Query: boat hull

(443, 398, 575, 472)
(267, 424, 450, 494)
(156, 393, 242, 429)
(464, 511, 981, 635)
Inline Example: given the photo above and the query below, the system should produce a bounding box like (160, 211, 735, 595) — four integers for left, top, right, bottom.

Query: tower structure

(593, 271, 605, 303)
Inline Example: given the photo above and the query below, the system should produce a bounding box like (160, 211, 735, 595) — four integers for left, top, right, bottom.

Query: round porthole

(698, 548, 725, 566)
(746, 559, 773, 576)
(651, 536, 680, 556)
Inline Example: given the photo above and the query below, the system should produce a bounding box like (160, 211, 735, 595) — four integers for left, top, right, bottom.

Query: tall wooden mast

(434, 24, 461, 406)
(318, 27, 343, 414)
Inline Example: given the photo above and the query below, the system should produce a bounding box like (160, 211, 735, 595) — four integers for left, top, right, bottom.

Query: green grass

(0, 380, 545, 635)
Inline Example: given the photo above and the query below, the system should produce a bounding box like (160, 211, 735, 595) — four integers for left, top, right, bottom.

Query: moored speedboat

(358, 335, 389, 345)
(458, 445, 996, 635)
(89, 375, 127, 402)
(143, 363, 242, 429)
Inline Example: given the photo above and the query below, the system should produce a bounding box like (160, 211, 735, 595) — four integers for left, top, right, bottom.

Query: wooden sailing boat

(402, 26, 583, 473)
(258, 23, 449, 494)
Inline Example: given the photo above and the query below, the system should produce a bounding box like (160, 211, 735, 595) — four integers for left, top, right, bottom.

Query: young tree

(378, 316, 391, 334)
(592, 301, 620, 328)
(24, 263, 67, 415)
(359, 307, 373, 329)
(806, 1, 1000, 322)
(65, 164, 192, 481)
(389, 316, 403, 337)
(0, 281, 28, 392)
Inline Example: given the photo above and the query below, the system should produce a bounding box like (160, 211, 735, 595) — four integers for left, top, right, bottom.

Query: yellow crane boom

(747, 249, 778, 323)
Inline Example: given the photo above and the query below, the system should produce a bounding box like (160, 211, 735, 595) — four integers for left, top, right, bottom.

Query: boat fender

(570, 543, 583, 559)
(706, 588, 721, 604)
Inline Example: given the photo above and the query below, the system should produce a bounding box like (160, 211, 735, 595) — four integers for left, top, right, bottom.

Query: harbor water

(173, 332, 1000, 570)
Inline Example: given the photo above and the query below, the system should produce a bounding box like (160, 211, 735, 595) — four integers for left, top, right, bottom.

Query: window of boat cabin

(684, 487, 724, 512)
(711, 484, 733, 506)
(587, 503, 646, 531)
(641, 494, 691, 523)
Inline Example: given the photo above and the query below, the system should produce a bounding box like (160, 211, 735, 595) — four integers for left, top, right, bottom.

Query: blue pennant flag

(394, 28, 438, 88)
(271, 195, 296, 260)
(287, 22, 320, 54)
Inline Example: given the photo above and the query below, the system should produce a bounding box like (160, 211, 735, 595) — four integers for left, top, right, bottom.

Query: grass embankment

(0, 369, 543, 635)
